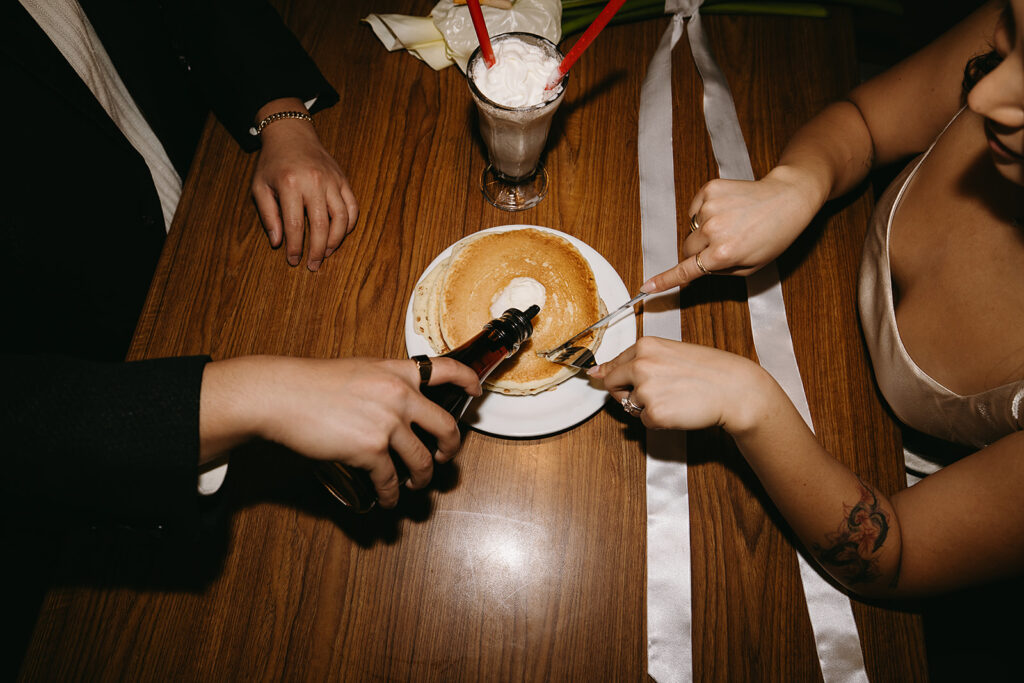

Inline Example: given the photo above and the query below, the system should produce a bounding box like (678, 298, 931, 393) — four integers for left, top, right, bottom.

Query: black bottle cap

(494, 306, 539, 347)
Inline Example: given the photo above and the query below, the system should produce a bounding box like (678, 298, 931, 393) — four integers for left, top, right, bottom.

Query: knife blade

(536, 292, 649, 369)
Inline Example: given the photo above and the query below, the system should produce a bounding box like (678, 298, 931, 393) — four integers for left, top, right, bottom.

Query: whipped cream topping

(471, 37, 562, 108)
(490, 277, 547, 319)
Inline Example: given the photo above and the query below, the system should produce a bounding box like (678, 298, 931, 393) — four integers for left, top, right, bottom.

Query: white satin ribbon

(640, 9, 690, 681)
(641, 2, 868, 681)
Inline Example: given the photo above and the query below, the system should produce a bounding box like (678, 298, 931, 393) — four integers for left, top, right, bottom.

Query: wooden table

(21, 1, 927, 680)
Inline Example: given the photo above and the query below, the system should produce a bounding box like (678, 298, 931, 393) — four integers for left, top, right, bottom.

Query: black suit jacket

(2, 0, 338, 361)
(0, 0, 338, 527)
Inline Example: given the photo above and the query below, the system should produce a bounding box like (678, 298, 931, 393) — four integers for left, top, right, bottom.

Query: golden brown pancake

(417, 228, 604, 395)
(412, 258, 451, 354)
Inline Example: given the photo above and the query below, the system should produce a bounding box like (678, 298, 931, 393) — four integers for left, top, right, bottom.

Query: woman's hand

(641, 165, 827, 293)
(588, 336, 776, 435)
(200, 356, 480, 508)
(251, 102, 358, 272)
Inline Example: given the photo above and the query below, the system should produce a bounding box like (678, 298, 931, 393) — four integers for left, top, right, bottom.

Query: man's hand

(251, 99, 358, 271)
(200, 356, 481, 508)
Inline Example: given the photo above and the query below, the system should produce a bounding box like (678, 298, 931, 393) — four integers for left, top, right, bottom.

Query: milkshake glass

(467, 33, 568, 211)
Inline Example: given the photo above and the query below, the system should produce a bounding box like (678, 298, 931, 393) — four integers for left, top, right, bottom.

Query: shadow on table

(223, 439, 468, 547)
(549, 68, 628, 144)
(9, 439, 467, 590)
(1, 437, 467, 680)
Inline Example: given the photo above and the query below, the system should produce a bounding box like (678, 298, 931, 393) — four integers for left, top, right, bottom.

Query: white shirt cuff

(198, 461, 229, 496)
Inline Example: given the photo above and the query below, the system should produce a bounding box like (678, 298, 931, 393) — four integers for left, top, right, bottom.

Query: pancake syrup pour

(316, 305, 540, 513)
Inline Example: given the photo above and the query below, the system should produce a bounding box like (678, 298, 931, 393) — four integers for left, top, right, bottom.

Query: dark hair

(962, 2, 1012, 101)
(962, 50, 1003, 100)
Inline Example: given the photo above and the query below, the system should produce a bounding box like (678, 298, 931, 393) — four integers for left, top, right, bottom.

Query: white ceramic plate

(404, 224, 636, 438)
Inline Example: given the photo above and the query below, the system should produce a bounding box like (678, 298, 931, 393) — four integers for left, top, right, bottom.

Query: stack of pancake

(413, 228, 606, 395)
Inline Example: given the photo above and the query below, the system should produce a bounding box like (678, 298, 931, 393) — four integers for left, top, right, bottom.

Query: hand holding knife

(536, 292, 650, 369)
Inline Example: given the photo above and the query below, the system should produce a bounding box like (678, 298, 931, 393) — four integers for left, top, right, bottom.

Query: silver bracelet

(254, 110, 312, 135)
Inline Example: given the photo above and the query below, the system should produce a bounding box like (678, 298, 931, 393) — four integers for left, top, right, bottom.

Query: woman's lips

(984, 122, 1024, 161)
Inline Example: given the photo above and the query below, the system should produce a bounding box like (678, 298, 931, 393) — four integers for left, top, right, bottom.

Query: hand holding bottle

(316, 306, 540, 512)
(198, 355, 481, 508)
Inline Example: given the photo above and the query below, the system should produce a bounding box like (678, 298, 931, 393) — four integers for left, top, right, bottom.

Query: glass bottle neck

(443, 327, 516, 382)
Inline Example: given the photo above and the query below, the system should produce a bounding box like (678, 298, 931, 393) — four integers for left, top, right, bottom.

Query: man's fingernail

(307, 259, 321, 272)
(288, 255, 300, 266)
(640, 279, 655, 293)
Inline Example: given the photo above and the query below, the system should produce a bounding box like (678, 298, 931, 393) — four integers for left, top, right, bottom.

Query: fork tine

(537, 292, 649, 360)
(541, 344, 596, 369)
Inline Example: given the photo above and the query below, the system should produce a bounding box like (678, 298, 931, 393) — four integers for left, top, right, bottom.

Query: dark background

(854, 0, 989, 76)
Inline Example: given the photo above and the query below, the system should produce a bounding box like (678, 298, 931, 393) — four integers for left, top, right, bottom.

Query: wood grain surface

(20, 1, 927, 680)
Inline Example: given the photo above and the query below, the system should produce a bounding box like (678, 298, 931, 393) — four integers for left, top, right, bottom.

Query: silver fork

(535, 292, 649, 369)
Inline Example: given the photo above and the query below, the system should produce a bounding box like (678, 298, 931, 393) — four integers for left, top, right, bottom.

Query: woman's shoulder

(848, 1, 1006, 166)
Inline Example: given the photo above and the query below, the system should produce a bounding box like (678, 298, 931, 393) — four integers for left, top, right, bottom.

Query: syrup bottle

(316, 305, 540, 513)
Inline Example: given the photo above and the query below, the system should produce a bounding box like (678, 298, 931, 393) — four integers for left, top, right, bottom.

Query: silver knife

(536, 292, 649, 369)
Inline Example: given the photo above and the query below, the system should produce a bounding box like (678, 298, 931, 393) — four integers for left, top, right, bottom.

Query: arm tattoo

(811, 478, 891, 585)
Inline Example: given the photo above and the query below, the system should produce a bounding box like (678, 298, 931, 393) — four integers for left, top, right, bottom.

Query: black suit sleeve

(79, 0, 340, 163)
(2, 354, 212, 531)
(163, 0, 340, 152)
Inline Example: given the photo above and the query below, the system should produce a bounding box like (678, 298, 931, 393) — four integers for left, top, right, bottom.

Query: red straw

(467, 0, 496, 69)
(546, 0, 627, 89)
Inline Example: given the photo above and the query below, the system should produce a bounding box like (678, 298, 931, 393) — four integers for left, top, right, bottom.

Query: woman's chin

(990, 153, 1024, 186)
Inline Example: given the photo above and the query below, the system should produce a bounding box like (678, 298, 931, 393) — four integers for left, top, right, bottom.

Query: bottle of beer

(315, 305, 540, 512)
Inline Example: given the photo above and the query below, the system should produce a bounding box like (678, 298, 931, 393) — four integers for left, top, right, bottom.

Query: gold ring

(695, 252, 711, 275)
(621, 394, 642, 416)
(688, 214, 700, 233)
(411, 355, 432, 387)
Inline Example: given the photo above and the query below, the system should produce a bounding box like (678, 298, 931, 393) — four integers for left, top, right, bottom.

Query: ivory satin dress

(858, 110, 1024, 480)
